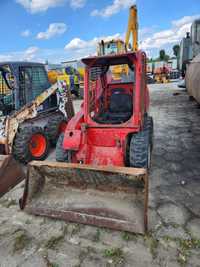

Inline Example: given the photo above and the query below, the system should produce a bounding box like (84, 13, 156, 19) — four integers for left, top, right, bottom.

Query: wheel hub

(29, 134, 47, 158)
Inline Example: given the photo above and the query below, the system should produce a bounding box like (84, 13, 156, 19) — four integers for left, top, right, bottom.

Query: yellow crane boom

(125, 5, 138, 52)
(96, 5, 139, 80)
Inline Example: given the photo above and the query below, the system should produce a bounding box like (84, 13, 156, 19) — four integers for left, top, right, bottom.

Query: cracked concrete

(0, 82, 200, 267)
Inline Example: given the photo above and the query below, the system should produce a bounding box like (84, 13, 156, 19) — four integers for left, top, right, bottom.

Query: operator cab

(0, 62, 57, 116)
(0, 65, 15, 115)
(82, 53, 136, 125)
(97, 39, 126, 56)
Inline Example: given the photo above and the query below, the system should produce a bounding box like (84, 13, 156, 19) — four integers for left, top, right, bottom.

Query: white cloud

(37, 23, 67, 40)
(91, 0, 135, 18)
(172, 15, 200, 27)
(0, 34, 122, 64)
(0, 46, 39, 62)
(2, 13, 199, 64)
(176, 23, 191, 38)
(0, 54, 13, 62)
(139, 27, 154, 38)
(140, 14, 200, 51)
(16, 0, 86, 13)
(24, 46, 39, 60)
(16, 0, 65, 13)
(65, 34, 121, 55)
(141, 31, 178, 50)
(65, 38, 90, 50)
(153, 30, 174, 39)
(69, 0, 86, 9)
(21, 29, 31, 37)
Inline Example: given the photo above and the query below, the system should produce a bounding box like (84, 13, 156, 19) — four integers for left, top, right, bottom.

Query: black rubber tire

(144, 115, 154, 148)
(13, 126, 49, 164)
(45, 113, 67, 146)
(56, 133, 69, 162)
(129, 129, 151, 169)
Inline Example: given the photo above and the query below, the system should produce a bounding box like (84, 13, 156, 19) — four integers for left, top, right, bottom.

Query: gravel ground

(1, 82, 200, 267)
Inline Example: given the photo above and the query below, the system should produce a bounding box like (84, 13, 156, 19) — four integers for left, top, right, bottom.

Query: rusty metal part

(61, 81, 75, 119)
(21, 161, 148, 234)
(0, 155, 25, 197)
(186, 54, 200, 103)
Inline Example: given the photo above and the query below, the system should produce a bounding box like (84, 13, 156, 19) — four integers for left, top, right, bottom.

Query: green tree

(173, 44, 180, 57)
(159, 50, 166, 60)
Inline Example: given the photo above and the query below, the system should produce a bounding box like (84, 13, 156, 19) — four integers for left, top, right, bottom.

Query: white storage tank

(186, 54, 200, 103)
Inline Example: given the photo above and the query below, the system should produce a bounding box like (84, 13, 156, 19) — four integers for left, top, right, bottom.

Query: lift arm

(125, 5, 138, 52)
(3, 81, 74, 154)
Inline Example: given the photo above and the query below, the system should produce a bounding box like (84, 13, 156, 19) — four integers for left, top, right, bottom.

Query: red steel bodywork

(63, 50, 149, 167)
(20, 51, 150, 234)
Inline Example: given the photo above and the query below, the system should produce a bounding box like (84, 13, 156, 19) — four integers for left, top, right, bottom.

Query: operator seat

(95, 89, 133, 124)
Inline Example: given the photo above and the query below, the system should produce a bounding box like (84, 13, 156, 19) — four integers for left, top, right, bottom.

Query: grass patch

(45, 235, 64, 249)
(177, 238, 200, 266)
(104, 247, 125, 264)
(121, 232, 131, 241)
(177, 250, 188, 266)
(179, 239, 200, 250)
(121, 231, 137, 242)
(161, 235, 200, 266)
(93, 229, 101, 242)
(25, 219, 32, 225)
(144, 234, 158, 258)
(13, 230, 31, 253)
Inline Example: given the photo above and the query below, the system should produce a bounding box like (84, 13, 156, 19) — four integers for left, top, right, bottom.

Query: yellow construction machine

(125, 4, 138, 52)
(97, 5, 138, 55)
(97, 5, 138, 80)
(48, 66, 81, 97)
(153, 64, 170, 84)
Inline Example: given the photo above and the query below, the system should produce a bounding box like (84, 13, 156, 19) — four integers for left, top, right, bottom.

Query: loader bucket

(0, 155, 25, 198)
(21, 161, 148, 234)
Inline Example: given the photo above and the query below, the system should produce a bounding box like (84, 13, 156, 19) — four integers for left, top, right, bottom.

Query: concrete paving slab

(1, 82, 200, 266)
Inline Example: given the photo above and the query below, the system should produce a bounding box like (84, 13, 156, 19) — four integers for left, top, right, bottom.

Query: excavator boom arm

(125, 5, 138, 51)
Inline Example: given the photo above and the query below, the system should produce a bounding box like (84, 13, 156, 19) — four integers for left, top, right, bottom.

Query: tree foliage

(173, 44, 180, 57)
(159, 49, 170, 61)
(159, 50, 166, 60)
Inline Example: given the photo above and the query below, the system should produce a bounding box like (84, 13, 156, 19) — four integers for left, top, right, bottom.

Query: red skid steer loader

(21, 51, 153, 234)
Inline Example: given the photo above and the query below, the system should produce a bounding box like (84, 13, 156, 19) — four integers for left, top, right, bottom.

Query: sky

(0, 0, 199, 63)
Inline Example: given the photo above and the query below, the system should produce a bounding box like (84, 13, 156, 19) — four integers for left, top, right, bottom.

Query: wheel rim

(29, 134, 47, 158)
(59, 121, 67, 134)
